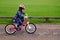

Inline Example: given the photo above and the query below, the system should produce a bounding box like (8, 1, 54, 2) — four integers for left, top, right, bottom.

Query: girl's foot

(16, 27, 21, 31)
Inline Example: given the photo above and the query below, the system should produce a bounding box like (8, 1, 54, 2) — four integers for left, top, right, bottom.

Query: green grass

(0, 0, 60, 16)
(0, 0, 60, 23)
(0, 18, 60, 24)
(0, 18, 12, 24)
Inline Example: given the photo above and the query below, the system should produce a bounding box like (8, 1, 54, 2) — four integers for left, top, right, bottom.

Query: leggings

(15, 19, 24, 27)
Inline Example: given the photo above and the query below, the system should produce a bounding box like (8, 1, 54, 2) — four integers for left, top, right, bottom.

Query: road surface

(0, 24, 60, 40)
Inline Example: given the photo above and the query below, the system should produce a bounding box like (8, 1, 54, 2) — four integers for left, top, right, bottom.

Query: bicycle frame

(10, 16, 29, 31)
(22, 20, 28, 26)
(21, 15, 29, 27)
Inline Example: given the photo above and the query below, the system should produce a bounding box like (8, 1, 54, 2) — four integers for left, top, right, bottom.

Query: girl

(13, 4, 27, 31)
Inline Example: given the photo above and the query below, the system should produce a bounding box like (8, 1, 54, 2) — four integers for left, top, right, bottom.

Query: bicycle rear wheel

(5, 24, 16, 35)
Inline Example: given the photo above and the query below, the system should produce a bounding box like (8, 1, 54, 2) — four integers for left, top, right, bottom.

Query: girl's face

(19, 7, 24, 10)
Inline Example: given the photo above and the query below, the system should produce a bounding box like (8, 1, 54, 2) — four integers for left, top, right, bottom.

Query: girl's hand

(24, 16, 28, 18)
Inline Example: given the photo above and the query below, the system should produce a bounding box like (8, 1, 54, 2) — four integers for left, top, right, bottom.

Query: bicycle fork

(27, 22, 31, 29)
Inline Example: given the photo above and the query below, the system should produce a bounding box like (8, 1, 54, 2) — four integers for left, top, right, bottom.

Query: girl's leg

(16, 20, 22, 31)
(16, 19, 24, 31)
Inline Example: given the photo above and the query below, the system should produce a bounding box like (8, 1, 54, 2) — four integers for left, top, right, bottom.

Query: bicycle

(5, 16, 37, 35)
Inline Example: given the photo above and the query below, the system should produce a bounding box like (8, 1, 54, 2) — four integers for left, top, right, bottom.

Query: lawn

(0, 0, 60, 23)
(0, 0, 60, 16)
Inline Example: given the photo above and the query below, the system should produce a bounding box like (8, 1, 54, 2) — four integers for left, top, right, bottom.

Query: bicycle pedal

(16, 28, 21, 31)
(23, 25, 25, 26)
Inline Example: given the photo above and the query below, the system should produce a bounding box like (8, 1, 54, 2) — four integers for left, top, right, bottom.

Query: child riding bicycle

(5, 4, 36, 35)
(13, 4, 27, 31)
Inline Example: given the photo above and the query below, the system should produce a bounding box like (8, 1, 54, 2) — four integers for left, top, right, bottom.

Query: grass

(0, 18, 60, 24)
(0, 0, 60, 23)
(0, 0, 60, 16)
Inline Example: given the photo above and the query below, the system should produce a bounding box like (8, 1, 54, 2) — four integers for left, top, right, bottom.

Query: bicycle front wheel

(25, 23, 37, 34)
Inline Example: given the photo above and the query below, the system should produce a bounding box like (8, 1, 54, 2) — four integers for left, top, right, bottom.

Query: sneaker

(16, 27, 21, 31)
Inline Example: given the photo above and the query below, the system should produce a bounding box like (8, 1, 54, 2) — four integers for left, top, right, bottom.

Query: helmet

(19, 4, 25, 9)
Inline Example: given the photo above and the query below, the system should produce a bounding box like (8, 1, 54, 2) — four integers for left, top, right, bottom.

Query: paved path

(0, 24, 60, 40)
